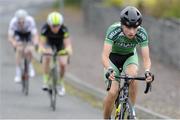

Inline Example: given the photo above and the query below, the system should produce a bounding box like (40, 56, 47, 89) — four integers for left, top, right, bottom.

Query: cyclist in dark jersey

(39, 12, 72, 96)
(102, 6, 153, 118)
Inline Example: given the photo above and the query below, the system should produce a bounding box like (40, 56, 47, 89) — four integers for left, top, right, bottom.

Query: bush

(53, 0, 82, 9)
(102, 0, 180, 18)
(143, 0, 180, 18)
(103, 0, 124, 7)
(65, 0, 82, 6)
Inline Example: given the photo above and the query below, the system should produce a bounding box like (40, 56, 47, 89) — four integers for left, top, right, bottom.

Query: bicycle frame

(43, 48, 59, 111)
(114, 75, 153, 119)
(115, 78, 134, 119)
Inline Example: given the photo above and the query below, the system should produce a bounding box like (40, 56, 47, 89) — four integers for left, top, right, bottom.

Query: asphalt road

(0, 1, 102, 119)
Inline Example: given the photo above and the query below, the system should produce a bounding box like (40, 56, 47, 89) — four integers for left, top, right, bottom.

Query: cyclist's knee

(59, 56, 68, 66)
(125, 64, 138, 77)
(16, 46, 23, 52)
(24, 46, 33, 54)
(43, 56, 51, 64)
(60, 62, 67, 68)
(24, 50, 32, 58)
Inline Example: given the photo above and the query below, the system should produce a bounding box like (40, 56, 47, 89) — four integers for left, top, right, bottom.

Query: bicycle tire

(48, 78, 54, 110)
(121, 99, 135, 119)
(24, 79, 29, 95)
(115, 96, 135, 119)
(24, 59, 29, 96)
(22, 77, 25, 93)
(22, 75, 29, 95)
(48, 89, 53, 107)
(47, 78, 54, 109)
(115, 95, 126, 120)
(51, 67, 58, 111)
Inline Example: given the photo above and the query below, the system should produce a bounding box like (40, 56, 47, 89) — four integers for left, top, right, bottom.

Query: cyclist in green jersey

(102, 6, 153, 119)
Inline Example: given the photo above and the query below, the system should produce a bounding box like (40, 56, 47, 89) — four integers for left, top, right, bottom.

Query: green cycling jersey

(105, 22, 149, 55)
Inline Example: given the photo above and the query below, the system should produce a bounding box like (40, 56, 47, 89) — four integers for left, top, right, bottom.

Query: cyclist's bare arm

(39, 35, 49, 53)
(102, 43, 112, 69)
(141, 46, 151, 71)
(32, 31, 39, 46)
(64, 37, 72, 55)
(39, 35, 46, 47)
(8, 24, 16, 47)
(8, 33, 17, 47)
(30, 17, 39, 46)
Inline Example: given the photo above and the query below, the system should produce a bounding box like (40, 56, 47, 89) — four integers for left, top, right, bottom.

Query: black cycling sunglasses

(125, 24, 139, 29)
(52, 24, 60, 28)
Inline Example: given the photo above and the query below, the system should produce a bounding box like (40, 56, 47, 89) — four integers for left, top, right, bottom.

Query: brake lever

(144, 82, 151, 94)
(144, 74, 154, 94)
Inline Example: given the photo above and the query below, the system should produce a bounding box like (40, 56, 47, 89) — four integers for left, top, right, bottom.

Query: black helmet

(120, 6, 142, 27)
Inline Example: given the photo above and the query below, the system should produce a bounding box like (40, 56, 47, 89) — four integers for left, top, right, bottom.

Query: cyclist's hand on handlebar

(12, 41, 20, 48)
(145, 71, 154, 83)
(38, 46, 51, 54)
(105, 67, 115, 81)
(12, 42, 17, 48)
(65, 47, 72, 55)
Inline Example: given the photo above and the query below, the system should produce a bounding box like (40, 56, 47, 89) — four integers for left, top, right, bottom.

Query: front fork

(115, 82, 130, 119)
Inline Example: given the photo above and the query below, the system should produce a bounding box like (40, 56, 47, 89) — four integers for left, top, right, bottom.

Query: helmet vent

(137, 12, 140, 15)
(125, 11, 128, 15)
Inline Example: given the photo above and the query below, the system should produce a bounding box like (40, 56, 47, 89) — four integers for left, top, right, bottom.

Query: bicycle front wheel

(24, 79, 29, 95)
(22, 74, 29, 96)
(122, 99, 135, 119)
(50, 67, 58, 111)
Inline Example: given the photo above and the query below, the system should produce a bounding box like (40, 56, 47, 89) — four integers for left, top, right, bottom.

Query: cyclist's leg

(24, 43, 35, 77)
(57, 53, 68, 96)
(42, 47, 52, 90)
(14, 40, 24, 82)
(103, 60, 120, 119)
(58, 54, 68, 83)
(123, 51, 139, 117)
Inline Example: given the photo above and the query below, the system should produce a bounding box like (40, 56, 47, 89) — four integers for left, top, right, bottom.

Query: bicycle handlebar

(40, 51, 70, 64)
(115, 76, 146, 81)
(115, 75, 154, 94)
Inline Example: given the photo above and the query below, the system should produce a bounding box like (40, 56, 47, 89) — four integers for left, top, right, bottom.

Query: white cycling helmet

(47, 11, 64, 26)
(15, 9, 28, 20)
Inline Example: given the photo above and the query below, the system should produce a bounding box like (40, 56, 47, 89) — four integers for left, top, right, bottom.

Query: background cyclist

(39, 11, 72, 96)
(8, 9, 39, 83)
